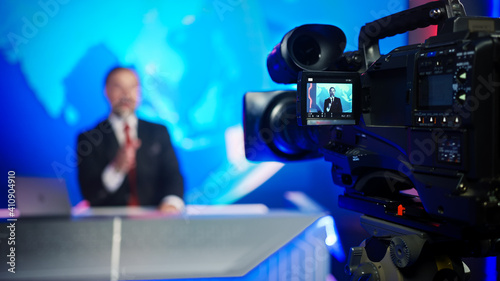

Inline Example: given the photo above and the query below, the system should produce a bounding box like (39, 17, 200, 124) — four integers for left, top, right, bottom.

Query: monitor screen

(298, 71, 360, 126)
(418, 74, 454, 108)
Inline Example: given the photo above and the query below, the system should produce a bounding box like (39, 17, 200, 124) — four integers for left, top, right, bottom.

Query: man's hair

(104, 66, 137, 86)
(329, 87, 336, 96)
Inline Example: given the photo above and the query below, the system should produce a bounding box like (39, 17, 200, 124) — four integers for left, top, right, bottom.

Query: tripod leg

(346, 236, 470, 281)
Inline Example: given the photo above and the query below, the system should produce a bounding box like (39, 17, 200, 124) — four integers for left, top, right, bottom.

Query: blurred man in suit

(324, 86, 343, 113)
(78, 67, 184, 213)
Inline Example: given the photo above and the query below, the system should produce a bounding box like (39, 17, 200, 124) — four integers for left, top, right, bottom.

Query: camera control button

(456, 90, 467, 104)
(456, 69, 468, 83)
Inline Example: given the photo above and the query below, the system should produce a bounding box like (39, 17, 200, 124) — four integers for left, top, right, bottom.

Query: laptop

(14, 177, 72, 218)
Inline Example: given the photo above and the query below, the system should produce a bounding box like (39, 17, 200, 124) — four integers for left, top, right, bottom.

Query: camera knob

(390, 235, 426, 268)
(455, 89, 467, 105)
(456, 68, 468, 84)
(429, 8, 443, 19)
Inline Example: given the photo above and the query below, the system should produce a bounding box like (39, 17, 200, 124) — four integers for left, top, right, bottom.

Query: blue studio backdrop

(0, 0, 410, 208)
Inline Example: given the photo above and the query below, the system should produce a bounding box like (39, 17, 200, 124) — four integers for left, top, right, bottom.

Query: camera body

(323, 16, 500, 242)
(244, 0, 500, 253)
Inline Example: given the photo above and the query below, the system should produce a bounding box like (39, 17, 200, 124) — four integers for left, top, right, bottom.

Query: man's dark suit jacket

(78, 119, 184, 206)
(323, 97, 343, 113)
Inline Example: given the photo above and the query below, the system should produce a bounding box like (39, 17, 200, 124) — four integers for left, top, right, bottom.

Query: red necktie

(124, 124, 139, 206)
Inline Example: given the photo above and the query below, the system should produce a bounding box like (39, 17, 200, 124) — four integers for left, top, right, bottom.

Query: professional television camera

(244, 0, 500, 279)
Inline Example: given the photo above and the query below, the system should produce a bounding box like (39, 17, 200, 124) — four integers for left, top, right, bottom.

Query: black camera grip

(359, 0, 466, 68)
(361, 1, 445, 43)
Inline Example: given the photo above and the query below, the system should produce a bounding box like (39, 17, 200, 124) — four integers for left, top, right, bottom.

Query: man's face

(329, 88, 335, 97)
(105, 69, 140, 117)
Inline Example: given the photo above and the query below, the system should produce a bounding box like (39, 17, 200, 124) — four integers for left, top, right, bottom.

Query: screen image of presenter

(306, 83, 353, 114)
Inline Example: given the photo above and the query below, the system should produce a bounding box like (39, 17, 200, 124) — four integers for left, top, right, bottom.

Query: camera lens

(292, 35, 321, 66)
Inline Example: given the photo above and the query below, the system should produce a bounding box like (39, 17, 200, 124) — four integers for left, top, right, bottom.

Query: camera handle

(358, 0, 466, 70)
(346, 216, 470, 281)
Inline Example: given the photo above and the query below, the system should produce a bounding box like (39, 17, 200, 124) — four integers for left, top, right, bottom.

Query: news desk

(0, 206, 330, 281)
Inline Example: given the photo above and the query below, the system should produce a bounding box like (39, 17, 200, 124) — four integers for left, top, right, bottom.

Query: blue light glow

(486, 256, 497, 281)
(490, 0, 499, 17)
(316, 215, 346, 262)
(0, 0, 408, 207)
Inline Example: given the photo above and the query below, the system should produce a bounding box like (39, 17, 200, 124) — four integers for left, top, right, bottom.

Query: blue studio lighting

(486, 256, 497, 281)
(490, 0, 499, 17)
(484, 2, 499, 279)
(316, 215, 345, 262)
(0, 0, 408, 207)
